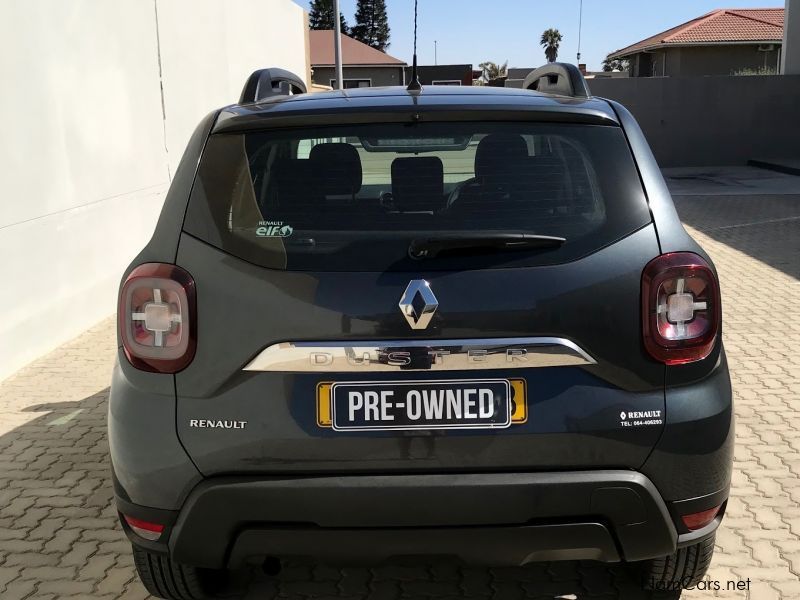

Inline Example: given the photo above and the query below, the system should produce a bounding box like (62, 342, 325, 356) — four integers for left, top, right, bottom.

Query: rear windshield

(183, 121, 650, 271)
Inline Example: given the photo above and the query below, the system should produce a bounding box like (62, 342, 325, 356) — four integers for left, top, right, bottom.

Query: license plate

(317, 378, 527, 431)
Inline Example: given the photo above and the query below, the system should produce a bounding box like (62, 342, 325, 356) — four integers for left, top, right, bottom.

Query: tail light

(681, 505, 721, 531)
(642, 252, 720, 365)
(119, 263, 196, 373)
(123, 514, 165, 541)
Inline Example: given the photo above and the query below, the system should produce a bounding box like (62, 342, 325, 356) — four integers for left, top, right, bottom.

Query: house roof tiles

(609, 8, 784, 58)
(310, 30, 406, 66)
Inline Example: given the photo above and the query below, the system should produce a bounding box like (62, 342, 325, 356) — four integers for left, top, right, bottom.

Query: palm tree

(540, 28, 562, 63)
(478, 60, 508, 83)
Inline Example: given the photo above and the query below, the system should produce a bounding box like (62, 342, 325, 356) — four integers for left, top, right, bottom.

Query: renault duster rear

(109, 65, 733, 599)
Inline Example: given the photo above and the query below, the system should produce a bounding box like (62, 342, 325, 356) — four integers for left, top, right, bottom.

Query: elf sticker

(256, 221, 293, 238)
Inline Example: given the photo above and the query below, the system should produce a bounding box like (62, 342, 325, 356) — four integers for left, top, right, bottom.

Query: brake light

(642, 252, 720, 365)
(123, 515, 165, 541)
(118, 263, 196, 373)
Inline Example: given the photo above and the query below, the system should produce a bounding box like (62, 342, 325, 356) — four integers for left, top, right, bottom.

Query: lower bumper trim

(164, 470, 678, 568)
(228, 523, 621, 568)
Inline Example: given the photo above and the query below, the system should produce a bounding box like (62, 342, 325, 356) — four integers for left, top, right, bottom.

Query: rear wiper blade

(408, 233, 566, 259)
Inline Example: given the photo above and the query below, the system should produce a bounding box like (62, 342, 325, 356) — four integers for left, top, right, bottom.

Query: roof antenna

(406, 0, 421, 91)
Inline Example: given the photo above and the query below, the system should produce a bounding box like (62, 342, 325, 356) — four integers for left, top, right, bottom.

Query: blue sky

(293, 1, 782, 71)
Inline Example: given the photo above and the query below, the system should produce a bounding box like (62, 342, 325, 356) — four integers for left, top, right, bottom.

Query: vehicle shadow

(0, 388, 678, 599)
(237, 558, 678, 599)
(0, 389, 124, 595)
(673, 194, 800, 281)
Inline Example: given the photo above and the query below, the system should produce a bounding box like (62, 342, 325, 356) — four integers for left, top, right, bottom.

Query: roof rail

(522, 63, 590, 98)
(239, 68, 307, 103)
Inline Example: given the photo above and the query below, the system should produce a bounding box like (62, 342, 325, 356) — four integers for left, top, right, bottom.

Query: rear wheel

(132, 545, 228, 600)
(639, 533, 716, 592)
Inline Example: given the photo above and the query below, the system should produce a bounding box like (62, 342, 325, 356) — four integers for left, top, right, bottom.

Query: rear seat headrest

(391, 156, 445, 212)
(474, 134, 529, 179)
(309, 143, 362, 196)
(272, 158, 317, 207)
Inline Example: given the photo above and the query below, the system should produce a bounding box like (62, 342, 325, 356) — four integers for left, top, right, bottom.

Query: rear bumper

(117, 470, 725, 569)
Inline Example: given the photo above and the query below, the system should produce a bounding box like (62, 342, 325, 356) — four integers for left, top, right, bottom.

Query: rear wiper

(408, 233, 566, 259)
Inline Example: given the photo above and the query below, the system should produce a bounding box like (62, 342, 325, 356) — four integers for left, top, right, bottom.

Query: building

(503, 67, 535, 88)
(608, 8, 784, 77)
(404, 64, 473, 86)
(0, 0, 310, 381)
(310, 30, 406, 88)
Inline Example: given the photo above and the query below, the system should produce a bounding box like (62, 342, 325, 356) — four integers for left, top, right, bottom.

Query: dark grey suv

(109, 64, 733, 599)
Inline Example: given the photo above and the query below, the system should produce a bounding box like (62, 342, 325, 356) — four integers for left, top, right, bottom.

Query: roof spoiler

(239, 68, 307, 103)
(522, 63, 590, 98)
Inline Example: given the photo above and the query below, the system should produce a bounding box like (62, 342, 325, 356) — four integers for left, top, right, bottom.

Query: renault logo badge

(399, 280, 438, 330)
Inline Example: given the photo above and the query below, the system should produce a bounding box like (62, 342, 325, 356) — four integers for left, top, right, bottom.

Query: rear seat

(450, 154, 569, 219)
(309, 143, 362, 203)
(270, 143, 364, 229)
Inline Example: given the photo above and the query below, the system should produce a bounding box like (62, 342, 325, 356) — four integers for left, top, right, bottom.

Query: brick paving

(0, 194, 798, 599)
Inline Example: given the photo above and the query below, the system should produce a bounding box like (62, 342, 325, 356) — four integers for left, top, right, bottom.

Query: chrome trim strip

(243, 337, 596, 372)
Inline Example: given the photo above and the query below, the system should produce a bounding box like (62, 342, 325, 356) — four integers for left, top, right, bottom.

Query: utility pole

(333, 0, 344, 89)
(577, 0, 583, 62)
(435, 40, 438, 65)
(783, 0, 799, 74)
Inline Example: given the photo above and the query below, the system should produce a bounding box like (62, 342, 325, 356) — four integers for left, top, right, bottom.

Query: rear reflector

(681, 505, 721, 531)
(642, 252, 721, 365)
(123, 515, 165, 541)
(119, 263, 196, 373)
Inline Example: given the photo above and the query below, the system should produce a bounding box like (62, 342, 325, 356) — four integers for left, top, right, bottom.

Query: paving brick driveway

(0, 191, 798, 599)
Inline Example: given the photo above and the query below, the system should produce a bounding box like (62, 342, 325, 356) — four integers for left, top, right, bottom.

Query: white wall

(156, 0, 308, 174)
(0, 0, 308, 381)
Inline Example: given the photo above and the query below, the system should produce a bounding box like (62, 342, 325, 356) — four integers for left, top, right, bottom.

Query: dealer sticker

(619, 409, 663, 427)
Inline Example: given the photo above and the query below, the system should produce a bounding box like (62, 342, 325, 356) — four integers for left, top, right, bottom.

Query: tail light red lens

(119, 263, 196, 373)
(642, 252, 720, 365)
(681, 505, 721, 531)
(123, 515, 165, 541)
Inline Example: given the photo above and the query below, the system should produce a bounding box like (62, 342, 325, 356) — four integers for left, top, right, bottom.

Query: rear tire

(639, 533, 716, 592)
(132, 545, 227, 600)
